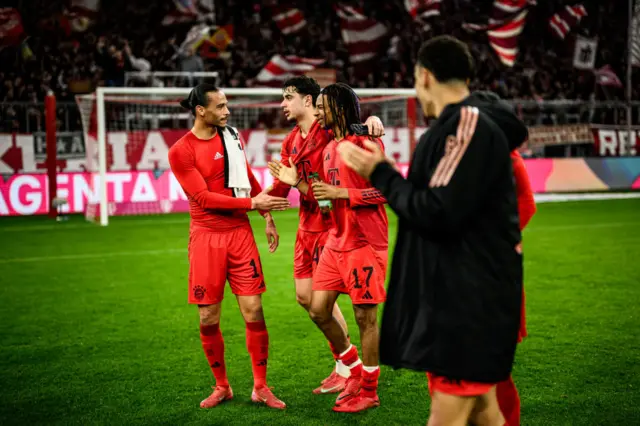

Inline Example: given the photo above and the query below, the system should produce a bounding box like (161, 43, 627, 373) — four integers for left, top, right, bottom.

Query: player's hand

(264, 214, 279, 253)
(251, 190, 290, 211)
(337, 140, 387, 180)
(268, 160, 299, 187)
(311, 182, 340, 200)
(364, 116, 385, 137)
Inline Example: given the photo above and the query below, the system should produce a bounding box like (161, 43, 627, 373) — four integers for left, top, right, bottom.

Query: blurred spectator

(0, 0, 634, 132)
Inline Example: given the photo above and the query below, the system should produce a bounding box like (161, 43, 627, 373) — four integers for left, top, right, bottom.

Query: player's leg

(427, 391, 476, 426)
(295, 231, 348, 336)
(468, 386, 506, 426)
(309, 248, 351, 355)
(426, 373, 504, 426)
(188, 230, 232, 408)
(198, 303, 234, 408)
(295, 230, 350, 393)
(333, 246, 387, 413)
(227, 226, 285, 410)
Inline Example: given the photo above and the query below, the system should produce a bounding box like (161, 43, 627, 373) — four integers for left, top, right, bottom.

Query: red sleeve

(168, 142, 252, 211)
(511, 150, 536, 230)
(348, 137, 387, 207)
(268, 132, 293, 198)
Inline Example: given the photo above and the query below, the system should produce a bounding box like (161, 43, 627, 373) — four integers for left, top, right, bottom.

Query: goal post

(78, 86, 419, 226)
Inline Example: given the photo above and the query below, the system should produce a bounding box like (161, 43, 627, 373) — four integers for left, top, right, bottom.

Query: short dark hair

(417, 35, 475, 84)
(320, 83, 361, 137)
(180, 83, 219, 115)
(283, 76, 321, 104)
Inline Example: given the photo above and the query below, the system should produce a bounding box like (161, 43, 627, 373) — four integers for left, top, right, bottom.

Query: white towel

(222, 126, 252, 199)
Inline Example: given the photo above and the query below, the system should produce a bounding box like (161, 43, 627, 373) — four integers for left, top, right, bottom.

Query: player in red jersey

(496, 149, 537, 426)
(168, 84, 290, 410)
(266, 76, 385, 394)
(310, 82, 388, 413)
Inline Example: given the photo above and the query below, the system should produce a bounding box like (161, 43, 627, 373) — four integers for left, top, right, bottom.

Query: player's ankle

(336, 360, 350, 378)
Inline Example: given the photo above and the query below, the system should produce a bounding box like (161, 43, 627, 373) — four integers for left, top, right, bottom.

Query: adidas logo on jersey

(214, 152, 224, 160)
(292, 146, 298, 154)
(325, 153, 330, 161)
(362, 290, 373, 300)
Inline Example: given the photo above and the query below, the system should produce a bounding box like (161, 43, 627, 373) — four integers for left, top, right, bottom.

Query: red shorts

(293, 229, 329, 279)
(188, 226, 265, 305)
(312, 245, 387, 304)
(426, 372, 495, 397)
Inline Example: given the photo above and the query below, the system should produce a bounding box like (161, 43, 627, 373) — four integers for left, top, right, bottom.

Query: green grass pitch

(1, 199, 639, 425)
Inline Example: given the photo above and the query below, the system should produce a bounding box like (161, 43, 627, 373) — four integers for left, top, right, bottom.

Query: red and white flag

(272, 6, 306, 35)
(255, 55, 325, 87)
(594, 65, 622, 88)
(463, 0, 533, 67)
(0, 8, 24, 47)
(631, 0, 640, 66)
(404, 0, 441, 20)
(549, 4, 587, 40)
(162, 0, 214, 26)
(334, 4, 388, 64)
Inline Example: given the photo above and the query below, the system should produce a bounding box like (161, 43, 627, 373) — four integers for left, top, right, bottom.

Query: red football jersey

(269, 120, 333, 232)
(168, 130, 263, 232)
(322, 134, 388, 252)
(511, 150, 536, 231)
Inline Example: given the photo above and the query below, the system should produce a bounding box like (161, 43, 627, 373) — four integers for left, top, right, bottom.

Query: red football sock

(361, 367, 380, 398)
(200, 323, 228, 387)
(339, 344, 362, 377)
(329, 335, 350, 361)
(496, 375, 521, 426)
(246, 320, 269, 388)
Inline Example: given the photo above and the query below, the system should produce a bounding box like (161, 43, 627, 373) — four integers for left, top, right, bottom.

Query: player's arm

(511, 150, 536, 230)
(313, 139, 386, 206)
(370, 110, 504, 235)
(247, 159, 271, 219)
(168, 144, 252, 210)
(246, 157, 281, 252)
(267, 134, 293, 198)
(345, 138, 387, 206)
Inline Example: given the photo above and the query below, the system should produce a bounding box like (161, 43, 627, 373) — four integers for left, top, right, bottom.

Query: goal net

(76, 87, 419, 225)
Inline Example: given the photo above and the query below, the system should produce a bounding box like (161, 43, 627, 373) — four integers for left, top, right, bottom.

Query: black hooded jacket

(370, 91, 528, 383)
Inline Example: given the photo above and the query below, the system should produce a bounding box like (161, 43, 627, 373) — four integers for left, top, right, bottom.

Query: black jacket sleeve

(370, 113, 508, 235)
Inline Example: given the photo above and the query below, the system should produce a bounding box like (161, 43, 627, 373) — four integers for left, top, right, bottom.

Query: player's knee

(296, 292, 311, 311)
(309, 305, 331, 325)
(198, 304, 221, 325)
(238, 297, 264, 323)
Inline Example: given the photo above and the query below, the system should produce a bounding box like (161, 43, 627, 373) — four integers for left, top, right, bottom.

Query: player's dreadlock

(320, 83, 361, 137)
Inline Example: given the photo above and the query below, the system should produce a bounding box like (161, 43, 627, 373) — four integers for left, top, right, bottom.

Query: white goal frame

(94, 87, 417, 226)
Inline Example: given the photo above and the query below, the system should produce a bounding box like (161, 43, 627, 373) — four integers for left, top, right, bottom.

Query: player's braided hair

(180, 83, 219, 116)
(320, 83, 361, 137)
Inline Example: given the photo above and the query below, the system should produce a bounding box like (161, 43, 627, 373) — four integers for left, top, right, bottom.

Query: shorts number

(312, 245, 324, 264)
(249, 258, 261, 278)
(352, 266, 373, 289)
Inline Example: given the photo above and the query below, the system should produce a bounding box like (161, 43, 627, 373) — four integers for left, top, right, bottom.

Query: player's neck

(191, 122, 217, 140)
(297, 112, 316, 137)
(433, 85, 470, 118)
(333, 127, 344, 141)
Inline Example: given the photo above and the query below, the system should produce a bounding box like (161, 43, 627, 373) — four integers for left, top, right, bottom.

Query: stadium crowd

(0, 0, 632, 133)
